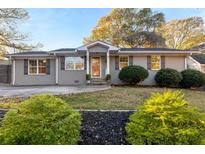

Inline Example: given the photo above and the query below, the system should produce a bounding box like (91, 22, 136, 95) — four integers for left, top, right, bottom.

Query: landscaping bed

(0, 109, 134, 145)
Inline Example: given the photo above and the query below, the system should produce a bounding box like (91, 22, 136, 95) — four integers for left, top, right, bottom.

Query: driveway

(0, 85, 111, 98)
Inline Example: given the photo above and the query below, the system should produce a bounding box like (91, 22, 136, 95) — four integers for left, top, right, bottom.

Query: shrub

(119, 65, 149, 85)
(86, 74, 91, 80)
(180, 69, 205, 88)
(0, 94, 81, 145)
(155, 68, 182, 87)
(105, 74, 111, 81)
(126, 90, 205, 145)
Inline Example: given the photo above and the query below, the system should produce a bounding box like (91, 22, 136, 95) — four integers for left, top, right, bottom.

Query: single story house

(6, 41, 199, 86)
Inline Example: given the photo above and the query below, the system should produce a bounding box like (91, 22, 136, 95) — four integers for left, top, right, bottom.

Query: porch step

(89, 79, 109, 85)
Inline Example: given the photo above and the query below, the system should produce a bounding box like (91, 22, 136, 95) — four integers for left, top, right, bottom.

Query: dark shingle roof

(120, 48, 192, 51)
(191, 54, 205, 64)
(50, 48, 76, 52)
(10, 51, 48, 55)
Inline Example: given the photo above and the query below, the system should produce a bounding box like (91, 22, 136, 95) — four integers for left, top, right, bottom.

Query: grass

(0, 87, 205, 111)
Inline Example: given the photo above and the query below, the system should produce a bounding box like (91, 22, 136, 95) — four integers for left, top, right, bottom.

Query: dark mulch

(0, 109, 134, 145)
(78, 111, 133, 145)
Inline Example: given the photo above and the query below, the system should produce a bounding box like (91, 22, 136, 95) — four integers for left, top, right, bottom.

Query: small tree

(180, 69, 205, 88)
(126, 90, 205, 145)
(155, 68, 182, 87)
(119, 65, 149, 85)
(0, 94, 81, 145)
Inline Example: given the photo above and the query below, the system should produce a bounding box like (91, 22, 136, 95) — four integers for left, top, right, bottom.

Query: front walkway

(0, 85, 111, 98)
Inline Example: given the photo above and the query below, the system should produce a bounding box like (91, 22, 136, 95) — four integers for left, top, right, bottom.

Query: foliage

(155, 68, 182, 87)
(84, 8, 165, 48)
(157, 17, 205, 49)
(126, 90, 205, 145)
(105, 74, 111, 81)
(86, 74, 91, 80)
(119, 65, 148, 84)
(0, 94, 81, 145)
(0, 9, 42, 58)
(180, 69, 205, 88)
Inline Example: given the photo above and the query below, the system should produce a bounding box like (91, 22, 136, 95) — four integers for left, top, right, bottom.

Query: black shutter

(61, 56, 65, 70)
(84, 56, 86, 70)
(24, 59, 28, 75)
(161, 56, 165, 69)
(129, 56, 133, 65)
(147, 56, 151, 70)
(115, 56, 119, 70)
(46, 59, 50, 74)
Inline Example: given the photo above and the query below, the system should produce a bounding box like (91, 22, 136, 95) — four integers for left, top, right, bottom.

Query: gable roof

(77, 40, 119, 51)
(191, 54, 205, 64)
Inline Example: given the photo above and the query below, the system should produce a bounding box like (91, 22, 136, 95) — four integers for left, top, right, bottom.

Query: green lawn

(0, 87, 205, 111)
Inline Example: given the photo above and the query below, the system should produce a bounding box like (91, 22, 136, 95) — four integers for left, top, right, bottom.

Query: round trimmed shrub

(180, 69, 205, 88)
(0, 94, 81, 145)
(155, 68, 182, 87)
(119, 65, 149, 85)
(126, 90, 205, 145)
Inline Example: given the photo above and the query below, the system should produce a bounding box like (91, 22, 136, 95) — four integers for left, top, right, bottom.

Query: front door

(91, 57, 101, 78)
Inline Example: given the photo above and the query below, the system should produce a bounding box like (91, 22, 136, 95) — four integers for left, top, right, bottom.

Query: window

(119, 56, 128, 70)
(151, 56, 161, 70)
(65, 57, 84, 70)
(28, 59, 47, 75)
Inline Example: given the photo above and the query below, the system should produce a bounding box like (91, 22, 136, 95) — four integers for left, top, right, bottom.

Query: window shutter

(24, 59, 28, 75)
(129, 56, 133, 65)
(161, 56, 165, 69)
(46, 59, 50, 74)
(115, 56, 119, 70)
(84, 56, 86, 70)
(61, 56, 65, 70)
(147, 56, 151, 70)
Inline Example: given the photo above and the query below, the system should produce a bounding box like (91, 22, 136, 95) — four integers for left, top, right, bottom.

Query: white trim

(64, 56, 85, 71)
(91, 56, 101, 78)
(56, 57, 59, 84)
(86, 50, 89, 74)
(12, 60, 15, 85)
(28, 59, 47, 75)
(151, 55, 161, 71)
(106, 49, 110, 74)
(184, 57, 187, 69)
(119, 55, 129, 70)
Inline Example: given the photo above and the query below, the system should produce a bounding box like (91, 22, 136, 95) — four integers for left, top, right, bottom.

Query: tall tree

(0, 9, 42, 58)
(84, 8, 165, 48)
(157, 17, 205, 49)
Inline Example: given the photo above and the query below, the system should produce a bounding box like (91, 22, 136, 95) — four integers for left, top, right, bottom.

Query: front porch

(78, 41, 119, 85)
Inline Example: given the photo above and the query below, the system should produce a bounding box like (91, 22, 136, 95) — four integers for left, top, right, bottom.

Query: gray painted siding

(14, 59, 56, 85)
(110, 55, 186, 85)
(58, 57, 86, 85)
(88, 45, 108, 53)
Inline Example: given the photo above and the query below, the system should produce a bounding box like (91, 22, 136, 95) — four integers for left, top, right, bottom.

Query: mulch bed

(0, 109, 134, 145)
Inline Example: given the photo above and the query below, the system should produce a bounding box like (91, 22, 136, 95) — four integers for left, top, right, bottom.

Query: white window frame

(65, 57, 84, 71)
(151, 55, 161, 71)
(28, 59, 47, 75)
(119, 55, 129, 70)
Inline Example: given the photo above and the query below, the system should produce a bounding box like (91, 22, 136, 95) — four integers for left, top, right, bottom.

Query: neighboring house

(187, 43, 205, 73)
(6, 41, 199, 86)
(188, 54, 205, 73)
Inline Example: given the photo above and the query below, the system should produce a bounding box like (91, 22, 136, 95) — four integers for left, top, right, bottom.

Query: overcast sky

(18, 8, 205, 51)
